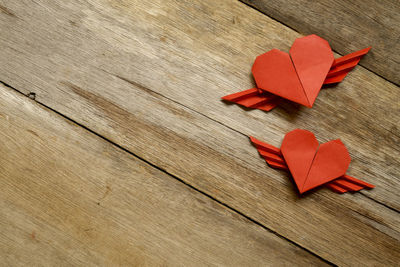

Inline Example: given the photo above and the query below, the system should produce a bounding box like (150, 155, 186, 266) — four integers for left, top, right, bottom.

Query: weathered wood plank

(0, 84, 327, 266)
(241, 0, 400, 85)
(0, 0, 399, 265)
(1, 0, 398, 210)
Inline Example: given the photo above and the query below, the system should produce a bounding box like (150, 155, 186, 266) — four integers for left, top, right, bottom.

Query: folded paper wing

(221, 88, 281, 111)
(249, 134, 374, 194)
(222, 34, 370, 111)
(324, 47, 371, 84)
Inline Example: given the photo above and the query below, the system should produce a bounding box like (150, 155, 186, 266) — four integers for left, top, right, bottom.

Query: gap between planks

(0, 80, 336, 266)
(237, 0, 400, 87)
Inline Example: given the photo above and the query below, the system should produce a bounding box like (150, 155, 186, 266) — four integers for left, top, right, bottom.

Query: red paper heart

(252, 49, 310, 107)
(290, 35, 334, 105)
(252, 35, 334, 107)
(281, 129, 351, 193)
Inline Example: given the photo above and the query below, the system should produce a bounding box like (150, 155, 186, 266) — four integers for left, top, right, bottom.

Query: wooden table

(0, 0, 399, 265)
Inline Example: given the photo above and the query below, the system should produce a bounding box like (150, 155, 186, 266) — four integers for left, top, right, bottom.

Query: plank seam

(0, 80, 336, 266)
(362, 193, 400, 214)
(237, 0, 400, 87)
(99, 69, 246, 138)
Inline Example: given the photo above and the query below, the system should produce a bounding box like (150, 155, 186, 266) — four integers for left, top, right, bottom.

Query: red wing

(222, 88, 281, 111)
(323, 47, 371, 84)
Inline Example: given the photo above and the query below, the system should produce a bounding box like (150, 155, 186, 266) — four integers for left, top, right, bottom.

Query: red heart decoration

(281, 129, 351, 193)
(252, 49, 310, 107)
(252, 35, 334, 107)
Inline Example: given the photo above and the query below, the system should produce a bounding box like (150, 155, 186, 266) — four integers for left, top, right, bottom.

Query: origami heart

(250, 131, 375, 194)
(281, 129, 351, 193)
(252, 35, 334, 107)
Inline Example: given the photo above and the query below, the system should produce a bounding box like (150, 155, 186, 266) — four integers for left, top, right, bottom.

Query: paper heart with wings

(250, 129, 374, 194)
(222, 34, 370, 111)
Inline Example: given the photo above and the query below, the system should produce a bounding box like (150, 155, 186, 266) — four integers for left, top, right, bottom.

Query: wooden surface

(0, 84, 326, 266)
(241, 0, 400, 85)
(0, 0, 399, 265)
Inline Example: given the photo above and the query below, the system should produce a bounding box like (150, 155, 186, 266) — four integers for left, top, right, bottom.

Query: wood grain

(241, 0, 400, 85)
(0, 84, 328, 266)
(0, 0, 399, 265)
